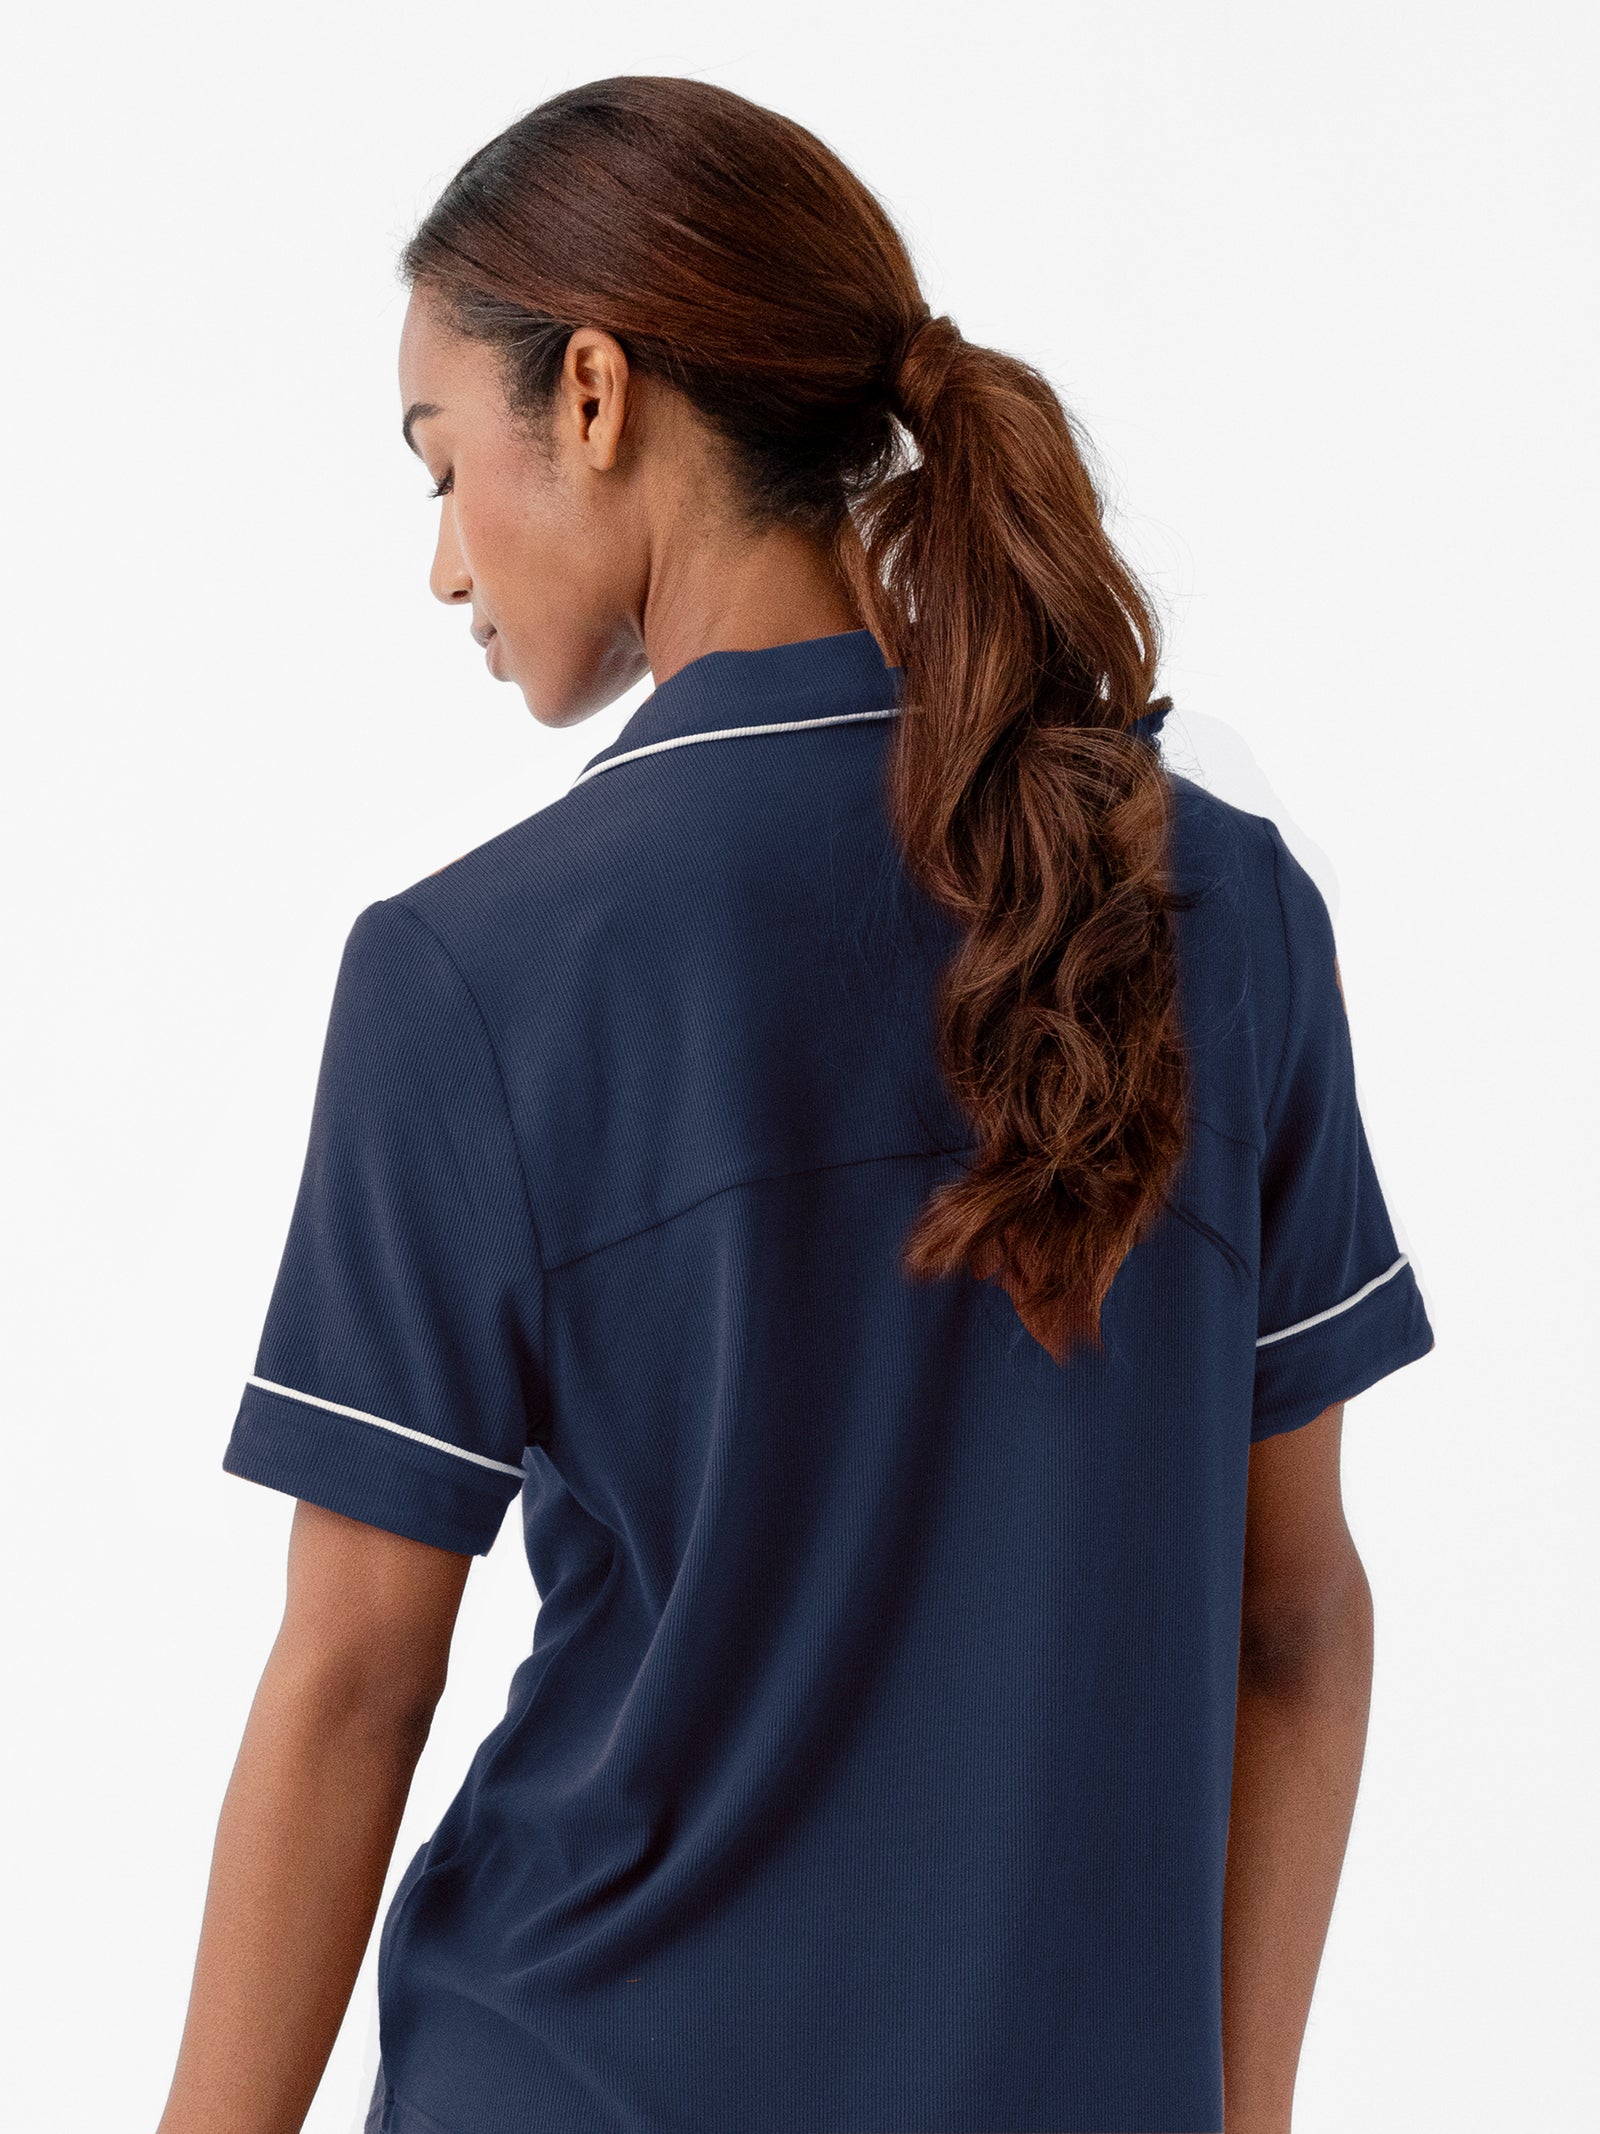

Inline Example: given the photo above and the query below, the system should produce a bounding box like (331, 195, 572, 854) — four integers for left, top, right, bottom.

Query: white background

(3, 3, 1594, 2128)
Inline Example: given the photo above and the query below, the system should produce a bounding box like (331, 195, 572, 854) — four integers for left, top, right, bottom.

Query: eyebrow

(402, 400, 444, 456)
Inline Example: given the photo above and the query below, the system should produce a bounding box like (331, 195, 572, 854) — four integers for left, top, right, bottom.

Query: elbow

(1238, 1553, 1373, 1699)
(383, 1696, 441, 1768)
(266, 1636, 450, 1757)
(329, 1652, 449, 1748)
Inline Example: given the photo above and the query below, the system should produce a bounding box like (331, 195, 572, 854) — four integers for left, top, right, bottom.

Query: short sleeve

(1251, 824, 1435, 1441)
(222, 897, 546, 1553)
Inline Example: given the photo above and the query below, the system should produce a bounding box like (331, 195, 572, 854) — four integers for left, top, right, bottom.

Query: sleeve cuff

(222, 1380, 526, 1555)
(1251, 1256, 1435, 1441)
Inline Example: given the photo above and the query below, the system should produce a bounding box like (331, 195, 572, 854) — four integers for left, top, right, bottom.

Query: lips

(471, 621, 496, 649)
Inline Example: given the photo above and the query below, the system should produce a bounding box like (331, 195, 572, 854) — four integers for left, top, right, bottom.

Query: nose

(429, 508, 471, 608)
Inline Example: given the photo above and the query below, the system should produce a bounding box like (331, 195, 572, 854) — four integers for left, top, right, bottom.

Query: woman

(158, 75, 1434, 2134)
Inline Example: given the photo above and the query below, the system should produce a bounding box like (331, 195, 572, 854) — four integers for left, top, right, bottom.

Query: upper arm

(1243, 1400, 1351, 1597)
(1240, 1401, 1368, 1681)
(274, 1499, 472, 1717)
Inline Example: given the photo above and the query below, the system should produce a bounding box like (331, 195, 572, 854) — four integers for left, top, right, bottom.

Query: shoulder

(1167, 768, 1329, 950)
(1167, 770, 1282, 901)
(1163, 772, 1332, 1144)
(372, 777, 628, 996)
(296, 781, 630, 1081)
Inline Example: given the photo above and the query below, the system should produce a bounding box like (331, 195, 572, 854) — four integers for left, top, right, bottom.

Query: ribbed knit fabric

(225, 629, 1433, 2134)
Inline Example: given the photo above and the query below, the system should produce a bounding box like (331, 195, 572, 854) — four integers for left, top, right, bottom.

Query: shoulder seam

(381, 896, 550, 1290)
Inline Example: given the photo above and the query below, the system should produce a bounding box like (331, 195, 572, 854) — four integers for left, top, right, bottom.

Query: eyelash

(427, 472, 453, 500)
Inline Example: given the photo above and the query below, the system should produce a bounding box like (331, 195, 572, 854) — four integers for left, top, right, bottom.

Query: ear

(559, 326, 631, 472)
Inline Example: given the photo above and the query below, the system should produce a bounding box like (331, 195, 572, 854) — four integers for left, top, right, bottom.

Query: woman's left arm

(1221, 1400, 1376, 2134)
(156, 1500, 472, 2134)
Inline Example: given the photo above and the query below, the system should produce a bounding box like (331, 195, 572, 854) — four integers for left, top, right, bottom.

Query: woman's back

(225, 627, 1431, 2134)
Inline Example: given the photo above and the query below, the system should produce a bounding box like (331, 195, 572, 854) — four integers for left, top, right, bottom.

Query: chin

(523, 648, 650, 731)
(502, 657, 569, 728)
(520, 685, 596, 732)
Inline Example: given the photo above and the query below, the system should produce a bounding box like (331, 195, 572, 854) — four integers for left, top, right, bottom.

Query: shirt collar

(572, 625, 1168, 788)
(575, 629, 904, 786)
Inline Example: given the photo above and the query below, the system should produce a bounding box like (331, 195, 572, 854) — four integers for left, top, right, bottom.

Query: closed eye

(427, 471, 453, 500)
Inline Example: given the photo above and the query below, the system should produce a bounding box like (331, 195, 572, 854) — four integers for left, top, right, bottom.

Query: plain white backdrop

(3, 3, 1594, 2128)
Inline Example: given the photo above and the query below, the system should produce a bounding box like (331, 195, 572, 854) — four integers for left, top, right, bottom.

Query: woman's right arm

(157, 1500, 472, 2134)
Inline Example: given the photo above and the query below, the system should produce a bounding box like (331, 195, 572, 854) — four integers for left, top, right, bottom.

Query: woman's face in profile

(397, 288, 652, 727)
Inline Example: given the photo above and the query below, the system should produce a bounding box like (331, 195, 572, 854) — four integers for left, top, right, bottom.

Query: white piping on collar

(1255, 1254, 1411, 1348)
(570, 707, 901, 790)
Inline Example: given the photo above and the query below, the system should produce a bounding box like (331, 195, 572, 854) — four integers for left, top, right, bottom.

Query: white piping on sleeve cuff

(245, 1376, 527, 1476)
(1255, 1254, 1411, 1349)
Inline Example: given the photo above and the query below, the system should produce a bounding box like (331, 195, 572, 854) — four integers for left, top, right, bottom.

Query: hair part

(401, 75, 1189, 1361)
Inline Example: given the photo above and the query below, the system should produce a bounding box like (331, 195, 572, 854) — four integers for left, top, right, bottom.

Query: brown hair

(400, 75, 1188, 1361)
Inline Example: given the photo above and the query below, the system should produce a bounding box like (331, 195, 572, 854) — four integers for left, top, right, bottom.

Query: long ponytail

(401, 77, 1188, 1362)
(837, 312, 1188, 1361)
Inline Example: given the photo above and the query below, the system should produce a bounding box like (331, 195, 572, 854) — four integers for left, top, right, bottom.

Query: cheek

(457, 482, 552, 608)
(462, 480, 636, 721)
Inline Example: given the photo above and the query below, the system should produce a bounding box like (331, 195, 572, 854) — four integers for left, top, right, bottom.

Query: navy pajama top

(223, 626, 1434, 2134)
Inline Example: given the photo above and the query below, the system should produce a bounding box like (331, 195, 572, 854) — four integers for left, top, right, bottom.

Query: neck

(639, 515, 866, 688)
